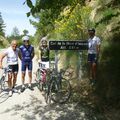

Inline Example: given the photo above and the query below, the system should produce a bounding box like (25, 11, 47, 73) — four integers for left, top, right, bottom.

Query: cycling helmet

(88, 28, 95, 33)
(22, 36, 29, 41)
(41, 36, 47, 42)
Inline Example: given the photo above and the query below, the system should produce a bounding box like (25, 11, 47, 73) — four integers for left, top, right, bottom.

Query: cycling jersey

(4, 47, 19, 65)
(19, 45, 34, 62)
(40, 47, 49, 62)
(88, 36, 101, 54)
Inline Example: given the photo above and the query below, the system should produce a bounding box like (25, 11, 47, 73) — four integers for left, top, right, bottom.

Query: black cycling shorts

(88, 53, 98, 63)
(8, 64, 19, 73)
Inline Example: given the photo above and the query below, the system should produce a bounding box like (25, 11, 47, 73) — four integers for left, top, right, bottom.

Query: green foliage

(54, 5, 92, 40)
(23, 29, 29, 36)
(31, 9, 54, 37)
(95, 8, 120, 27)
(11, 26, 20, 37)
(0, 12, 5, 36)
(0, 35, 9, 47)
(25, 0, 85, 17)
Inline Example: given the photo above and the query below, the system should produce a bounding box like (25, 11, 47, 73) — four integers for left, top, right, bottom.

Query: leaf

(23, 1, 26, 5)
(26, 0, 33, 8)
(26, 12, 31, 17)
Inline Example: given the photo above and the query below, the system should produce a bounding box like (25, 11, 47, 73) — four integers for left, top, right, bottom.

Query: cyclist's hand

(38, 59, 41, 63)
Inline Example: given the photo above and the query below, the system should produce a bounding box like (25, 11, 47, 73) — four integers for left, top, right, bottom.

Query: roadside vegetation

(0, 0, 120, 119)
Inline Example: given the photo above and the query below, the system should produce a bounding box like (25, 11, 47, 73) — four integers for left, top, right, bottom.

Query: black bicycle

(45, 68, 72, 104)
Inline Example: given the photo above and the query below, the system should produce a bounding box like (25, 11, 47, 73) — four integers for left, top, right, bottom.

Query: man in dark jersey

(19, 36, 34, 92)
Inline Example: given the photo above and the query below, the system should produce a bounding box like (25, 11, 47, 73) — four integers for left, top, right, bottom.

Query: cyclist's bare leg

(12, 72, 18, 87)
(20, 72, 26, 92)
(92, 62, 97, 80)
(28, 71, 32, 85)
(8, 72, 12, 89)
(8, 72, 13, 96)
(88, 62, 92, 79)
(28, 71, 34, 90)
(22, 72, 26, 86)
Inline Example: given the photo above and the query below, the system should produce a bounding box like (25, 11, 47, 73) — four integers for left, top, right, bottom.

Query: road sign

(49, 40, 88, 50)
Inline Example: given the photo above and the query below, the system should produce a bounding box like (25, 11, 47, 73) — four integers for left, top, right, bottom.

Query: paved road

(0, 49, 106, 120)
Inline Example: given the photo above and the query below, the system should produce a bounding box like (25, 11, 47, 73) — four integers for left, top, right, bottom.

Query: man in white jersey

(0, 40, 19, 97)
(87, 28, 101, 84)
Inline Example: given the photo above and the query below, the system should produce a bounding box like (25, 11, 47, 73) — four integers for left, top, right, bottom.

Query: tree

(11, 26, 20, 37)
(0, 12, 5, 36)
(23, 29, 29, 36)
(8, 26, 21, 40)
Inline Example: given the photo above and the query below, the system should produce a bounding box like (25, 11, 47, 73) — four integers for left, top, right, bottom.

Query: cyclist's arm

(0, 53, 7, 68)
(31, 47, 35, 59)
(96, 37, 101, 53)
(18, 49, 22, 60)
(97, 44, 100, 54)
(38, 45, 42, 60)
(96, 37, 101, 58)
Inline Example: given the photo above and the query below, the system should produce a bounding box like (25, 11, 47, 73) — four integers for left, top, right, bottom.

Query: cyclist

(38, 36, 50, 82)
(39, 36, 50, 69)
(87, 28, 101, 84)
(19, 36, 34, 92)
(0, 40, 19, 97)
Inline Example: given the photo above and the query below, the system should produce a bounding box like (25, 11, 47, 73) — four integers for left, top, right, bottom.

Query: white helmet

(41, 36, 47, 42)
(22, 36, 29, 41)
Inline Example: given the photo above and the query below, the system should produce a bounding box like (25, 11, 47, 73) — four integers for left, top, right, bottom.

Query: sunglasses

(23, 40, 29, 42)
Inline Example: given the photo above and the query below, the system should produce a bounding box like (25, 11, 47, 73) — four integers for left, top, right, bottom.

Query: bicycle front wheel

(0, 76, 5, 94)
(35, 69, 43, 91)
(51, 78, 71, 104)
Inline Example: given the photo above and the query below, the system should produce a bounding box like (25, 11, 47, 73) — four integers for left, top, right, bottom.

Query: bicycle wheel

(35, 69, 43, 91)
(44, 81, 52, 104)
(0, 76, 5, 94)
(51, 78, 71, 104)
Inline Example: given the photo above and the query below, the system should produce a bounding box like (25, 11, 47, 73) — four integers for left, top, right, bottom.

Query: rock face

(87, 0, 120, 104)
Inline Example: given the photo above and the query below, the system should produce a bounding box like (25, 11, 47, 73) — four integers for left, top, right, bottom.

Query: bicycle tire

(51, 78, 71, 104)
(0, 76, 5, 94)
(44, 81, 52, 104)
(35, 69, 43, 91)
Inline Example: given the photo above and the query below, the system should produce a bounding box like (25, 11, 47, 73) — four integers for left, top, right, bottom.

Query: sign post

(49, 40, 88, 75)
(49, 40, 88, 50)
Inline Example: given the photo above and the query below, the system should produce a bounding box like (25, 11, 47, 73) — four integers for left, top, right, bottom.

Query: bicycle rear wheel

(0, 76, 5, 94)
(51, 78, 71, 104)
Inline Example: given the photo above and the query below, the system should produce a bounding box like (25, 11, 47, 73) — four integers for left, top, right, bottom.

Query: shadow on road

(0, 92, 9, 104)
(1, 93, 106, 120)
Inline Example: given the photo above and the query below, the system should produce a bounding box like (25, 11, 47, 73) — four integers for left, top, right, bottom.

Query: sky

(0, 0, 36, 36)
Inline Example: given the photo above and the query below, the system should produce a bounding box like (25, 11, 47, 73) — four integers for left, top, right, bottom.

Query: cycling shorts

(88, 53, 98, 63)
(21, 61, 32, 72)
(8, 64, 19, 73)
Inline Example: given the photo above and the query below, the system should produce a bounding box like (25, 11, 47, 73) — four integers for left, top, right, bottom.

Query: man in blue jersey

(19, 36, 34, 92)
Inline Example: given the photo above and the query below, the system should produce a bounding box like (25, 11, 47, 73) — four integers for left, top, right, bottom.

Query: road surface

(0, 49, 106, 120)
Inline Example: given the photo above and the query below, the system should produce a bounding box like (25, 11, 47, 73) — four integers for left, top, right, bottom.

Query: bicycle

(0, 67, 9, 94)
(45, 66, 72, 104)
(35, 62, 48, 92)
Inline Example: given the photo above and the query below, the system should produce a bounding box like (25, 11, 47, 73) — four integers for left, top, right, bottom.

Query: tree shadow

(0, 91, 9, 104)
(1, 94, 106, 120)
